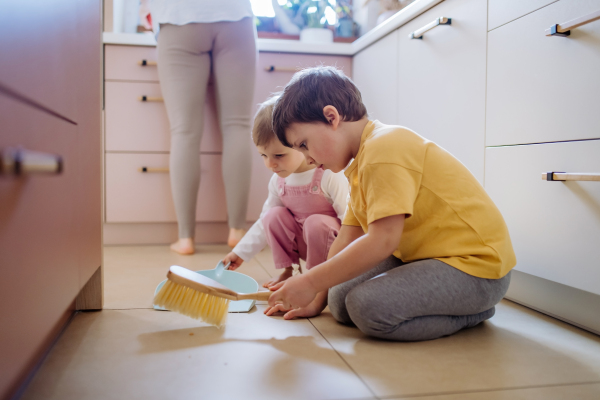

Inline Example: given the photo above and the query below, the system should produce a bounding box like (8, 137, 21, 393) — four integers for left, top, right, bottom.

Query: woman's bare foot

(170, 238, 195, 255)
(263, 266, 294, 288)
(227, 228, 247, 248)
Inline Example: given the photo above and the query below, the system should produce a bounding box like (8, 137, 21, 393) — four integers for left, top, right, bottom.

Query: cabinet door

(488, 0, 558, 31)
(486, 0, 600, 146)
(0, 96, 79, 399)
(396, 0, 487, 183)
(485, 140, 600, 295)
(353, 31, 399, 125)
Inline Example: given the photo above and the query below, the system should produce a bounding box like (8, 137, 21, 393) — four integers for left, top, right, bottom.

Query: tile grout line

(307, 318, 381, 400)
(379, 380, 600, 399)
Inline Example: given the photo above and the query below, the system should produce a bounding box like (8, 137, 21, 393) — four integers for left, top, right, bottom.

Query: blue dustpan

(153, 261, 259, 313)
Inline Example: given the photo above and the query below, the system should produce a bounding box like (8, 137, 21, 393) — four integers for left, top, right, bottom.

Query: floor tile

(103, 245, 274, 309)
(395, 382, 600, 399)
(309, 300, 600, 398)
(21, 308, 375, 400)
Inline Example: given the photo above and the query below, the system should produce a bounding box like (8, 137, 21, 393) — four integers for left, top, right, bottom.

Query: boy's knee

(345, 288, 409, 340)
(328, 285, 353, 325)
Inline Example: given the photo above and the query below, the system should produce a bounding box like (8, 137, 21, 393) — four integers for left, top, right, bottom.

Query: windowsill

(256, 31, 358, 43)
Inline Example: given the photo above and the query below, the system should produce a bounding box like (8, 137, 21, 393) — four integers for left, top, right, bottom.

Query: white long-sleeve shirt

(233, 168, 349, 262)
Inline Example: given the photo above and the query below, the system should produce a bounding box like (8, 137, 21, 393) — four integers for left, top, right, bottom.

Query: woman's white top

(232, 168, 349, 262)
(149, 0, 254, 25)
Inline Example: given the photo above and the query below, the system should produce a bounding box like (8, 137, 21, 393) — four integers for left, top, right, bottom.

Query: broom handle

(237, 291, 272, 301)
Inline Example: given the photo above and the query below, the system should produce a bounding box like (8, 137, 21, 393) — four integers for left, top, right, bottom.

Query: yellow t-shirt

(343, 120, 516, 279)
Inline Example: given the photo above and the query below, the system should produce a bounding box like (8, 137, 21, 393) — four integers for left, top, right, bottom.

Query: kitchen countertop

(103, 0, 443, 55)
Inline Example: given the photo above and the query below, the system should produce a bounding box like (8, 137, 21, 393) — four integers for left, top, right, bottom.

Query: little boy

(266, 66, 516, 341)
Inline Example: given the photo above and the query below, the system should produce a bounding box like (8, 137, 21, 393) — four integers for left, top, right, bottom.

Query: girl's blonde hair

(252, 94, 281, 147)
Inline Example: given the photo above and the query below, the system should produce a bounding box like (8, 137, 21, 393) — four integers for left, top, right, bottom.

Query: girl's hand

(267, 274, 318, 310)
(222, 252, 244, 270)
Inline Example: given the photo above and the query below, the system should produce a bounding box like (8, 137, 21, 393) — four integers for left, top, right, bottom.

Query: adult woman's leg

(342, 258, 511, 341)
(158, 23, 212, 254)
(211, 17, 257, 247)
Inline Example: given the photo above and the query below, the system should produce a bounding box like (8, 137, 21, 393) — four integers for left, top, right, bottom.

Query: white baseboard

(103, 222, 252, 245)
(505, 270, 600, 336)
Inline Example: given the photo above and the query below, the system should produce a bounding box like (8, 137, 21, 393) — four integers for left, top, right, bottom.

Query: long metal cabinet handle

(542, 172, 600, 181)
(546, 9, 600, 37)
(0, 147, 63, 175)
(409, 17, 451, 39)
(138, 59, 157, 66)
(139, 167, 169, 173)
(264, 66, 298, 72)
(138, 96, 164, 102)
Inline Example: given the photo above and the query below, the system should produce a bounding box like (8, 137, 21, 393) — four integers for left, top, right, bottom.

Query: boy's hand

(223, 252, 244, 270)
(264, 290, 327, 320)
(267, 274, 318, 311)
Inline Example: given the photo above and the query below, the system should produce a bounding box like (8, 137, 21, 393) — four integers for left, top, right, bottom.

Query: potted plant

(274, 0, 337, 43)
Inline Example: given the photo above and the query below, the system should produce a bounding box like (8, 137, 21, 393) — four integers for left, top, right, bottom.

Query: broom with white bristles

(153, 266, 272, 328)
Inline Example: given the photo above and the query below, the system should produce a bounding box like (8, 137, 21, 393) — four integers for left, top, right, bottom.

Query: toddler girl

(223, 95, 348, 292)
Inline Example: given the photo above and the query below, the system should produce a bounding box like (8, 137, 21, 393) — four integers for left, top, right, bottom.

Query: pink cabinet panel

(105, 81, 222, 152)
(105, 45, 159, 81)
(106, 153, 227, 223)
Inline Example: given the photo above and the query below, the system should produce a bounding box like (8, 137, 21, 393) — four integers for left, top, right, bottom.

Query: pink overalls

(263, 168, 341, 270)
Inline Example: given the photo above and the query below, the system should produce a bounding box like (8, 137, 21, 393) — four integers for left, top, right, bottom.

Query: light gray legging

(158, 19, 256, 238)
(328, 257, 511, 341)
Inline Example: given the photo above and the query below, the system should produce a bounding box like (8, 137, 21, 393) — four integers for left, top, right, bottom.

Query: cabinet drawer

(254, 52, 352, 116)
(396, 0, 487, 183)
(488, 0, 558, 31)
(485, 140, 600, 295)
(106, 153, 227, 223)
(105, 81, 222, 152)
(105, 44, 159, 81)
(487, 0, 600, 146)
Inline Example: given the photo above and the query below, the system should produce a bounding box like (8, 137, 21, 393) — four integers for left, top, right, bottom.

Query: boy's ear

(322, 105, 340, 129)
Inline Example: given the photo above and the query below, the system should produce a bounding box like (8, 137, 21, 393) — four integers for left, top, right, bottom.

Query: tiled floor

(21, 245, 600, 399)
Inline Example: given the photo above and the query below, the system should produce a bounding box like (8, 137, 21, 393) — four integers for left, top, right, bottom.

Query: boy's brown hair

(272, 66, 367, 147)
(252, 94, 280, 147)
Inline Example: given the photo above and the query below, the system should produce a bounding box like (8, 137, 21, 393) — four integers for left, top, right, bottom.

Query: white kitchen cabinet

(487, 0, 600, 147)
(488, 0, 558, 31)
(485, 140, 600, 296)
(396, 0, 487, 183)
(352, 30, 399, 125)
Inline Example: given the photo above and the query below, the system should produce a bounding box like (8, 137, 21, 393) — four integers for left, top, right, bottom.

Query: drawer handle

(546, 9, 600, 37)
(139, 167, 169, 173)
(138, 96, 164, 102)
(542, 171, 600, 182)
(138, 59, 157, 66)
(409, 17, 451, 40)
(265, 66, 298, 73)
(1, 147, 63, 175)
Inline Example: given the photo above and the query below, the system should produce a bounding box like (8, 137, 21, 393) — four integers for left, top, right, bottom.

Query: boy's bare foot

(170, 238, 195, 255)
(263, 266, 294, 288)
(227, 228, 247, 248)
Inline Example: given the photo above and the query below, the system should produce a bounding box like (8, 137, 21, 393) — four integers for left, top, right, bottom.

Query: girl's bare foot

(263, 266, 294, 288)
(227, 228, 247, 248)
(170, 238, 195, 255)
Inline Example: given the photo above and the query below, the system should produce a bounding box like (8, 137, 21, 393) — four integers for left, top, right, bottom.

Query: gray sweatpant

(157, 19, 257, 237)
(328, 257, 511, 341)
